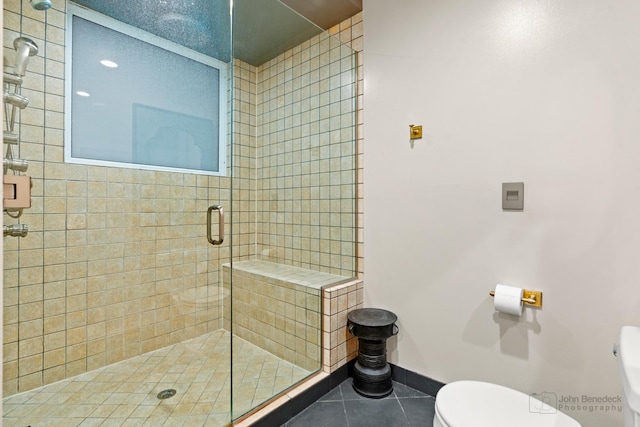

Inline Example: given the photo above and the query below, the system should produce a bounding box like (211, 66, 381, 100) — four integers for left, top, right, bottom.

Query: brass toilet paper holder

(489, 289, 543, 308)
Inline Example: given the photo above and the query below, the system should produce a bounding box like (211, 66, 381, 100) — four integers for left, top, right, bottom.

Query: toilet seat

(434, 380, 581, 427)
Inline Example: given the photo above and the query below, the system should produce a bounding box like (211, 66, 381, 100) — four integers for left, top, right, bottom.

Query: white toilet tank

(618, 326, 640, 427)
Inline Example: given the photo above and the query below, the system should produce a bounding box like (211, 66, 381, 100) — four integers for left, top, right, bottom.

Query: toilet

(433, 326, 640, 427)
(617, 326, 640, 427)
(433, 381, 581, 427)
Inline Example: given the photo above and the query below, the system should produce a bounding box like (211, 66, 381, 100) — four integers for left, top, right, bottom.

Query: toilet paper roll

(493, 284, 523, 316)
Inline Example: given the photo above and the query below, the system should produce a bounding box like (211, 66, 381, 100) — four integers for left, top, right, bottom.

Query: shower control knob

(3, 158, 29, 173)
(3, 224, 28, 237)
(3, 92, 30, 109)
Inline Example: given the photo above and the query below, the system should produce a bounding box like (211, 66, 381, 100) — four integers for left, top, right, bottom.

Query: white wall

(363, 1, 640, 425)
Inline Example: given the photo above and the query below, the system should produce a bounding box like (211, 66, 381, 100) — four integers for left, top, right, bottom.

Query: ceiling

(280, 0, 363, 31)
(233, 0, 321, 66)
(70, 0, 362, 67)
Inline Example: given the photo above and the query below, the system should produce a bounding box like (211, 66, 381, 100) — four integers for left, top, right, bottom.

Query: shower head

(12, 37, 38, 77)
(29, 0, 52, 10)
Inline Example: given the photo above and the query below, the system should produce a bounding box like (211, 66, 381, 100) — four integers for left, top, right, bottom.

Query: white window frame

(65, 3, 228, 176)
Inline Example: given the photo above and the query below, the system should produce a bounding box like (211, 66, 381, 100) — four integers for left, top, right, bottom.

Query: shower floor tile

(2, 330, 311, 427)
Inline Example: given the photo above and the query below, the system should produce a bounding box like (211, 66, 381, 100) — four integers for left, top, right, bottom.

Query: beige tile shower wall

(338, 13, 364, 279)
(2, 0, 229, 396)
(322, 279, 362, 373)
(231, 59, 257, 263)
(325, 13, 364, 280)
(320, 15, 364, 374)
(227, 14, 365, 379)
(222, 262, 322, 371)
(253, 21, 360, 278)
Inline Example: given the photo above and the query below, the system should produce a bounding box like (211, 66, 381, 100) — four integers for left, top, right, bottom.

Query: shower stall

(2, 0, 360, 425)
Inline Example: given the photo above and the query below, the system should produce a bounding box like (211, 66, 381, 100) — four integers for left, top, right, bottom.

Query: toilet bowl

(617, 326, 640, 427)
(433, 380, 581, 427)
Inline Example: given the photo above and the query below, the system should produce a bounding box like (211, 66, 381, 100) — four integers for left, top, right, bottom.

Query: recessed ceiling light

(100, 60, 118, 68)
(76, 91, 90, 97)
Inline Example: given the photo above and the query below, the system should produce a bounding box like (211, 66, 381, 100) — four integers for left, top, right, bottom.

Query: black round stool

(347, 308, 398, 398)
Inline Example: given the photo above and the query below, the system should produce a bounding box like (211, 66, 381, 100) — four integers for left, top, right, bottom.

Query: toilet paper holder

(489, 289, 543, 308)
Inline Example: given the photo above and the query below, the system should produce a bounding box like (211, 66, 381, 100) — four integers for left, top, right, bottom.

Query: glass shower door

(2, 1, 235, 426)
(229, 0, 359, 420)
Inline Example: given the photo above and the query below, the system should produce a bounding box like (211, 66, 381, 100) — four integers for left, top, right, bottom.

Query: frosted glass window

(65, 7, 227, 175)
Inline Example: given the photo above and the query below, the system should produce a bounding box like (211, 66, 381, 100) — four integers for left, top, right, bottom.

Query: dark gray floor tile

(318, 385, 343, 402)
(340, 377, 395, 401)
(399, 396, 435, 426)
(344, 398, 410, 427)
(340, 378, 369, 401)
(393, 382, 427, 398)
(406, 371, 445, 397)
(280, 377, 435, 427)
(284, 401, 347, 427)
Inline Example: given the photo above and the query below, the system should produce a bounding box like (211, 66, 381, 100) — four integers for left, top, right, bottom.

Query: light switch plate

(502, 182, 524, 210)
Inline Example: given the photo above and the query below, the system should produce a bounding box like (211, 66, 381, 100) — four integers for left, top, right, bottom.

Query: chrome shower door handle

(207, 205, 224, 245)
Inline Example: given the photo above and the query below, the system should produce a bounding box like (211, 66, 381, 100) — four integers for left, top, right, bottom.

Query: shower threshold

(2, 330, 311, 426)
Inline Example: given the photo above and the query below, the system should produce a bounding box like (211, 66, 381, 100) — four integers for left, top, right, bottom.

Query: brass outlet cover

(409, 125, 422, 140)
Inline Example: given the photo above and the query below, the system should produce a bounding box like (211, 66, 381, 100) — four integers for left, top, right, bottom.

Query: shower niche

(2, 0, 359, 425)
